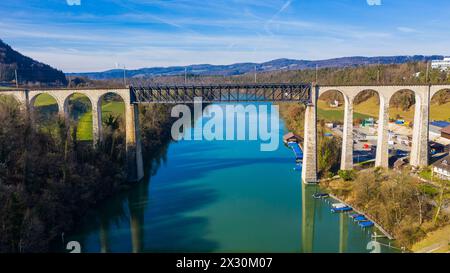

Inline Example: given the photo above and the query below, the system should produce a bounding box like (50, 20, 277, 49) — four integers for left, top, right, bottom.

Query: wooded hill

(0, 39, 67, 87)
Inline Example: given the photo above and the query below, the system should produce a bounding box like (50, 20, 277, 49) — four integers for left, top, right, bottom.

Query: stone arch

(389, 89, 418, 121)
(351, 89, 382, 166)
(0, 92, 21, 104)
(29, 92, 60, 126)
(64, 92, 94, 141)
(318, 88, 351, 106)
(388, 89, 420, 166)
(316, 89, 348, 176)
(97, 92, 126, 142)
(430, 88, 450, 122)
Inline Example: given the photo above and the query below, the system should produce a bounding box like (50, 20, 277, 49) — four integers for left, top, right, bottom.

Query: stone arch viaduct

(302, 84, 450, 183)
(1, 84, 449, 184)
(0, 88, 143, 182)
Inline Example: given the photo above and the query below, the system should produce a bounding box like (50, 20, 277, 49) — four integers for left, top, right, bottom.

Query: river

(64, 102, 396, 253)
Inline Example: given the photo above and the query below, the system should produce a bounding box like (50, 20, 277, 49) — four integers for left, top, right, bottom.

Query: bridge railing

(130, 83, 311, 104)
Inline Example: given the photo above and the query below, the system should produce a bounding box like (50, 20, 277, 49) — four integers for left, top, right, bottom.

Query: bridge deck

(130, 83, 311, 104)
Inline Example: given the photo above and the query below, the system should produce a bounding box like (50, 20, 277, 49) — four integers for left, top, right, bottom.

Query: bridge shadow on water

(72, 140, 294, 253)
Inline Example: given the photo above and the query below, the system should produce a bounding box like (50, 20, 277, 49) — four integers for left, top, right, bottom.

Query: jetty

(329, 194, 395, 240)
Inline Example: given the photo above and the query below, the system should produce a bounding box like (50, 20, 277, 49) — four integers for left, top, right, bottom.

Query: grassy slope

(317, 100, 373, 121)
(411, 224, 450, 253)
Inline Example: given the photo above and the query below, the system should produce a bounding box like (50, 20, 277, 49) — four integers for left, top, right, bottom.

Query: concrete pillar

(60, 98, 69, 121)
(125, 103, 144, 182)
(375, 96, 390, 168)
(340, 96, 353, 170)
(410, 89, 429, 168)
(302, 85, 318, 184)
(92, 101, 102, 145)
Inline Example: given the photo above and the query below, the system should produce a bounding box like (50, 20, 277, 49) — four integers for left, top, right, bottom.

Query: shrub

(338, 170, 356, 181)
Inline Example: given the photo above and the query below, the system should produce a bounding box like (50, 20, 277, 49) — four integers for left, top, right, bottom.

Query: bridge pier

(375, 97, 390, 168)
(410, 87, 430, 168)
(125, 103, 144, 182)
(340, 96, 354, 170)
(92, 101, 102, 145)
(302, 85, 318, 184)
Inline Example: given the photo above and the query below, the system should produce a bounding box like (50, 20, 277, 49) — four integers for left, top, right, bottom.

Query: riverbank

(319, 168, 450, 250)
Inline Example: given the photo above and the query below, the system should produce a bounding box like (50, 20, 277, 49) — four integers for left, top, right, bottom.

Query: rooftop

(433, 155, 450, 172)
(431, 121, 450, 128)
(441, 125, 450, 135)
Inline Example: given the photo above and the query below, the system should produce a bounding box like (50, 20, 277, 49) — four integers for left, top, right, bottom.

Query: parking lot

(330, 122, 413, 164)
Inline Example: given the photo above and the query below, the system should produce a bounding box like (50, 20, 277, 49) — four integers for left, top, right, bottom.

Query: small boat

(358, 221, 374, 228)
(349, 213, 362, 219)
(312, 193, 329, 199)
(331, 206, 353, 213)
(331, 203, 347, 209)
(354, 215, 367, 222)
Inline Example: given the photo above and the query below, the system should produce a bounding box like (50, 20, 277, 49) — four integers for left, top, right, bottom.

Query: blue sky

(1, 0, 449, 72)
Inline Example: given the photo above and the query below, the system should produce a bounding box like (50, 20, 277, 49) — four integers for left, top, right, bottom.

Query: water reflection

(301, 184, 315, 253)
(339, 213, 348, 253)
(128, 181, 146, 253)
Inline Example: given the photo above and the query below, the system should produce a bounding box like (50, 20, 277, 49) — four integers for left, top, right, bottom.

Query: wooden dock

(328, 194, 395, 240)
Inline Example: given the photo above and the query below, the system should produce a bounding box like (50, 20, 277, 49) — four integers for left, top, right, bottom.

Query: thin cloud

(397, 26, 418, 33)
(264, 0, 293, 35)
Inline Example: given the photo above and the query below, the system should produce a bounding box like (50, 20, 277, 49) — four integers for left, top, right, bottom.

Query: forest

(0, 95, 175, 252)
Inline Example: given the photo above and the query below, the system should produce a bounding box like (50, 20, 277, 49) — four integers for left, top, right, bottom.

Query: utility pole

(15, 69, 18, 88)
(377, 61, 380, 84)
(315, 64, 318, 83)
(425, 61, 430, 84)
(123, 66, 126, 87)
(185, 67, 187, 84)
(254, 65, 257, 83)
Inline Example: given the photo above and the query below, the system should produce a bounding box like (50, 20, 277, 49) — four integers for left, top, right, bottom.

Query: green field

(34, 93, 59, 107)
(317, 100, 373, 122)
(33, 94, 125, 141)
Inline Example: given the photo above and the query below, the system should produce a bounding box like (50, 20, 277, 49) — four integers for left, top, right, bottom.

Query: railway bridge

(1, 83, 449, 183)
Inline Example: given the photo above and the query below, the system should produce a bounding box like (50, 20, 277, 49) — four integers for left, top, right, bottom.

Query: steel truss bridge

(130, 83, 312, 104)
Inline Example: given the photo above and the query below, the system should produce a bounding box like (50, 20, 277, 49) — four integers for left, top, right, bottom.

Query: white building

(432, 155, 450, 180)
(431, 57, 450, 71)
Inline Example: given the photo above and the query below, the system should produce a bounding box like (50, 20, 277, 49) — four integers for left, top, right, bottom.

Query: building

(432, 155, 450, 180)
(429, 121, 450, 140)
(394, 157, 409, 170)
(329, 100, 340, 108)
(283, 132, 303, 144)
(441, 125, 450, 140)
(431, 57, 450, 71)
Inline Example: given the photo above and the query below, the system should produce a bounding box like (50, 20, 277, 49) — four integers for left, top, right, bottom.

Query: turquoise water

(65, 102, 395, 253)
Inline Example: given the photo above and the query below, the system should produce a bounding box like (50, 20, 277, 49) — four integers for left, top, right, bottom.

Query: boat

(293, 164, 302, 171)
(358, 221, 374, 228)
(331, 206, 353, 213)
(331, 203, 347, 209)
(287, 141, 303, 161)
(312, 193, 329, 199)
(354, 215, 368, 222)
(349, 213, 362, 219)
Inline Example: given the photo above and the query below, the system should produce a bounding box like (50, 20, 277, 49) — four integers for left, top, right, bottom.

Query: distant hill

(69, 55, 444, 80)
(0, 39, 67, 86)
